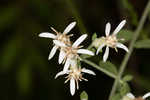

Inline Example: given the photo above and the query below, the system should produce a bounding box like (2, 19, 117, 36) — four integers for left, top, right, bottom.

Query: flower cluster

(122, 92, 150, 100)
(39, 22, 95, 95)
(39, 20, 130, 96)
(93, 20, 129, 62)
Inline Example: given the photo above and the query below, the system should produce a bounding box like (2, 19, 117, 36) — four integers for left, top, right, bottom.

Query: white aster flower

(55, 67, 96, 96)
(54, 34, 94, 72)
(39, 22, 76, 60)
(96, 20, 129, 62)
(122, 92, 150, 100)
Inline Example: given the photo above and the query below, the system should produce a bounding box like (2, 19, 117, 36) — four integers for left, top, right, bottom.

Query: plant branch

(108, 0, 150, 100)
(82, 59, 116, 79)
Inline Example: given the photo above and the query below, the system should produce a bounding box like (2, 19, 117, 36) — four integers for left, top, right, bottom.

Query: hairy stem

(108, 0, 150, 100)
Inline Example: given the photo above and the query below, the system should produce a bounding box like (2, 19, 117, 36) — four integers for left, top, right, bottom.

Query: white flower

(55, 67, 96, 96)
(54, 34, 94, 72)
(96, 20, 129, 62)
(122, 92, 150, 100)
(39, 22, 76, 60)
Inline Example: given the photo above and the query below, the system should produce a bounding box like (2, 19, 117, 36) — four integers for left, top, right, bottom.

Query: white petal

(63, 22, 76, 34)
(96, 43, 105, 54)
(63, 58, 71, 72)
(39, 32, 56, 39)
(77, 49, 94, 56)
(103, 46, 109, 62)
(58, 50, 66, 64)
(143, 92, 150, 99)
(70, 77, 75, 96)
(113, 20, 126, 35)
(81, 68, 96, 75)
(55, 71, 65, 79)
(48, 46, 58, 60)
(72, 34, 87, 47)
(126, 93, 135, 99)
(105, 23, 111, 36)
(116, 42, 129, 52)
(53, 40, 66, 47)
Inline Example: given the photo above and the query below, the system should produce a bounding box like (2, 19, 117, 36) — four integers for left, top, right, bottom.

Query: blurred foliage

(121, 0, 138, 26)
(17, 60, 31, 94)
(0, 6, 20, 30)
(134, 40, 150, 48)
(0, 0, 150, 100)
(1, 35, 22, 71)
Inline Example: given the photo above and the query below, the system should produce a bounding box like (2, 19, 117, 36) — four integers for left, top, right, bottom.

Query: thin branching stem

(108, 0, 150, 100)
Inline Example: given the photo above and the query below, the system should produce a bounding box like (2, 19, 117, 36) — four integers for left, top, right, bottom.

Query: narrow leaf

(117, 29, 133, 43)
(122, 75, 133, 82)
(134, 40, 150, 49)
(99, 61, 118, 75)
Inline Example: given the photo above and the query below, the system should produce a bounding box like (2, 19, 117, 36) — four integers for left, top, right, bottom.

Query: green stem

(82, 59, 116, 79)
(108, 0, 150, 100)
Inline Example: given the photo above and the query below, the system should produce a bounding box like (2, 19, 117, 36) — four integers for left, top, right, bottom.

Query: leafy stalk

(108, 0, 150, 100)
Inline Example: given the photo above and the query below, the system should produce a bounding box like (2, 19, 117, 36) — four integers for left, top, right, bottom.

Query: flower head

(54, 34, 94, 72)
(122, 92, 150, 100)
(39, 22, 76, 60)
(96, 20, 129, 62)
(55, 67, 96, 96)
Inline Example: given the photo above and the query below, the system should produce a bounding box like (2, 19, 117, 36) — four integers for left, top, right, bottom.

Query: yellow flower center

(57, 33, 71, 46)
(70, 68, 82, 80)
(105, 35, 118, 48)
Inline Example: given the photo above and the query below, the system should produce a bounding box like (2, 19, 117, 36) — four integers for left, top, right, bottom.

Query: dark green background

(0, 0, 150, 100)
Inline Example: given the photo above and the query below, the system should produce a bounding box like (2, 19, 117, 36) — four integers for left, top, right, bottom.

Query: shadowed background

(0, 0, 150, 100)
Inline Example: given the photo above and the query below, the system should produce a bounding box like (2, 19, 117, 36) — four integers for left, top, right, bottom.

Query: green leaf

(112, 82, 130, 100)
(111, 94, 122, 100)
(99, 61, 118, 75)
(117, 29, 133, 43)
(134, 40, 150, 49)
(92, 33, 97, 41)
(122, 75, 133, 82)
(119, 82, 130, 96)
(80, 91, 88, 100)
